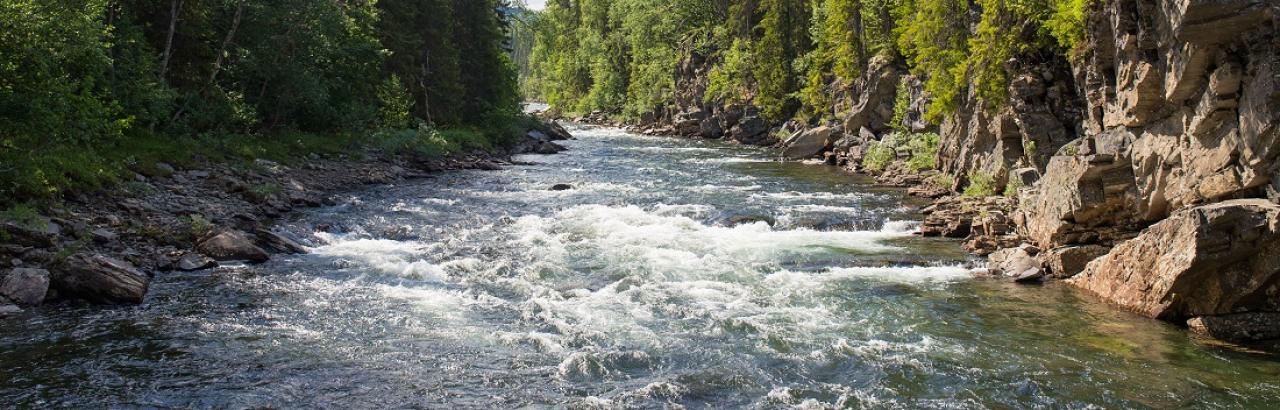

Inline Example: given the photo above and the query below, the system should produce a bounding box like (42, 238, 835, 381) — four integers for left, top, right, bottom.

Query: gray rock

(0, 304, 20, 316)
(781, 126, 836, 160)
(0, 268, 49, 306)
(550, 184, 574, 191)
(1013, 267, 1047, 283)
(91, 228, 119, 243)
(52, 254, 149, 304)
(176, 253, 218, 271)
(198, 230, 270, 263)
(256, 229, 310, 255)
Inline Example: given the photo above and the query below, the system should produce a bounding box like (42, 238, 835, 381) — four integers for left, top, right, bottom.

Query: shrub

(906, 132, 940, 172)
(1004, 176, 1024, 197)
(862, 140, 897, 172)
(963, 172, 997, 197)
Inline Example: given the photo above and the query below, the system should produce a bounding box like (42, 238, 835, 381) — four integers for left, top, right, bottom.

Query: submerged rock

(198, 230, 270, 263)
(1188, 313, 1280, 343)
(0, 268, 50, 306)
(176, 253, 218, 271)
(52, 254, 149, 304)
(550, 184, 574, 191)
(1069, 200, 1280, 324)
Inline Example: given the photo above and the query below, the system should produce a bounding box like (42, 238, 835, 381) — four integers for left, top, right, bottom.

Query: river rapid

(2, 126, 1278, 408)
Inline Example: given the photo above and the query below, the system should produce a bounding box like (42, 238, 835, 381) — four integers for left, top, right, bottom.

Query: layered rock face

(1070, 200, 1280, 340)
(1013, 0, 1279, 340)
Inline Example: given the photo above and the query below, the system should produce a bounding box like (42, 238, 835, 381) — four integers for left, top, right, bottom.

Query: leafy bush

(906, 132, 940, 172)
(862, 140, 898, 172)
(963, 172, 998, 197)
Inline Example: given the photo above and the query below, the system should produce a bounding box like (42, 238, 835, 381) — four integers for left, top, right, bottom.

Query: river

(1, 126, 1278, 408)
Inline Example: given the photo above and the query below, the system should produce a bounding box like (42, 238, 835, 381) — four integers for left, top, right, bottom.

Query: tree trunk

(208, 1, 245, 86)
(159, 0, 183, 79)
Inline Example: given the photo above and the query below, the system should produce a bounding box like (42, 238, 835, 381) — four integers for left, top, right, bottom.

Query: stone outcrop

(781, 126, 837, 159)
(1069, 200, 1280, 340)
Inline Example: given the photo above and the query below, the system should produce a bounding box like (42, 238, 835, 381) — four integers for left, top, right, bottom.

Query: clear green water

(1, 126, 1277, 408)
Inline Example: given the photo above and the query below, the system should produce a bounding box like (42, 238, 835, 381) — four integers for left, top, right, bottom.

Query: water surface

(2, 126, 1278, 408)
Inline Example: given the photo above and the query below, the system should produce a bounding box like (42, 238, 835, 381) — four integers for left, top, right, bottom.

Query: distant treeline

(0, 0, 523, 202)
(520, 0, 1087, 123)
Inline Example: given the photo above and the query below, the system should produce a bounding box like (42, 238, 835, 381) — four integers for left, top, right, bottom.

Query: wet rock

(1013, 267, 1047, 284)
(176, 253, 218, 271)
(545, 121, 574, 141)
(0, 303, 20, 316)
(550, 184, 574, 191)
(0, 268, 49, 306)
(197, 230, 270, 263)
(781, 126, 836, 160)
(1070, 199, 1280, 320)
(535, 141, 567, 155)
(52, 254, 149, 304)
(475, 161, 503, 171)
(1188, 313, 1280, 343)
(255, 229, 310, 254)
(718, 214, 776, 227)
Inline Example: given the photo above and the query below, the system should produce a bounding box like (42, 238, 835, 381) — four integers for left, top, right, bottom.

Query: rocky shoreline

(556, 0, 1280, 347)
(0, 123, 573, 314)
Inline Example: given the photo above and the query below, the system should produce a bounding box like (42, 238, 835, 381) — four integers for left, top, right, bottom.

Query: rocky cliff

(724, 0, 1280, 344)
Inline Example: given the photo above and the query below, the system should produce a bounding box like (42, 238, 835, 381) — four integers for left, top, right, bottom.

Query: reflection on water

(0, 126, 1277, 408)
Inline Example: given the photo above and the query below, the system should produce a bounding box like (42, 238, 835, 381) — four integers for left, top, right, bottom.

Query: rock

(545, 121, 574, 140)
(52, 254, 149, 304)
(255, 229, 309, 254)
(1040, 245, 1110, 278)
(0, 218, 60, 247)
(987, 244, 1041, 276)
(475, 161, 503, 171)
(1013, 267, 1047, 283)
(0, 268, 49, 306)
(550, 184, 574, 191)
(719, 214, 776, 227)
(1069, 199, 1280, 320)
(535, 141, 567, 154)
(197, 230, 270, 263)
(781, 126, 836, 160)
(0, 304, 20, 316)
(1187, 313, 1280, 343)
(90, 228, 119, 243)
(730, 116, 770, 145)
(176, 253, 218, 271)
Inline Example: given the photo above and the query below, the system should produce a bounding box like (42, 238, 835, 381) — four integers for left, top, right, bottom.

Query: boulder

(730, 116, 770, 145)
(781, 126, 836, 160)
(987, 245, 1041, 276)
(0, 268, 49, 306)
(1040, 245, 1110, 278)
(198, 230, 270, 263)
(535, 141, 567, 154)
(0, 219, 60, 247)
(545, 121, 574, 141)
(550, 184, 574, 191)
(1069, 199, 1280, 320)
(52, 254, 149, 304)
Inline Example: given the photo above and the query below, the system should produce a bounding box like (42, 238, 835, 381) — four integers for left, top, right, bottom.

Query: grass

(0, 112, 538, 208)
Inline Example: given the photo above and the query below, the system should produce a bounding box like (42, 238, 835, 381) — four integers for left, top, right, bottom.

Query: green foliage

(1046, 0, 1091, 53)
(862, 133, 902, 172)
(0, 0, 523, 206)
(1004, 176, 1025, 197)
(890, 78, 913, 133)
(905, 132, 940, 172)
(963, 172, 998, 197)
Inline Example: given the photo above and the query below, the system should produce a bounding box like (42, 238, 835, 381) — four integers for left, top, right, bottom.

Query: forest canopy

(1, 0, 526, 202)
(520, 0, 1090, 124)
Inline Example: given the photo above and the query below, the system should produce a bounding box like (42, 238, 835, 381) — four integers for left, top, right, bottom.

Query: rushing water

(3, 126, 1279, 409)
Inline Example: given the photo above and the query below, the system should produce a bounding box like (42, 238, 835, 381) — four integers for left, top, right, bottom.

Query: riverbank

(0, 122, 573, 313)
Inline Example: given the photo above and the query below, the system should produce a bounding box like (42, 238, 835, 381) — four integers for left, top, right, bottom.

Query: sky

(524, 0, 545, 10)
